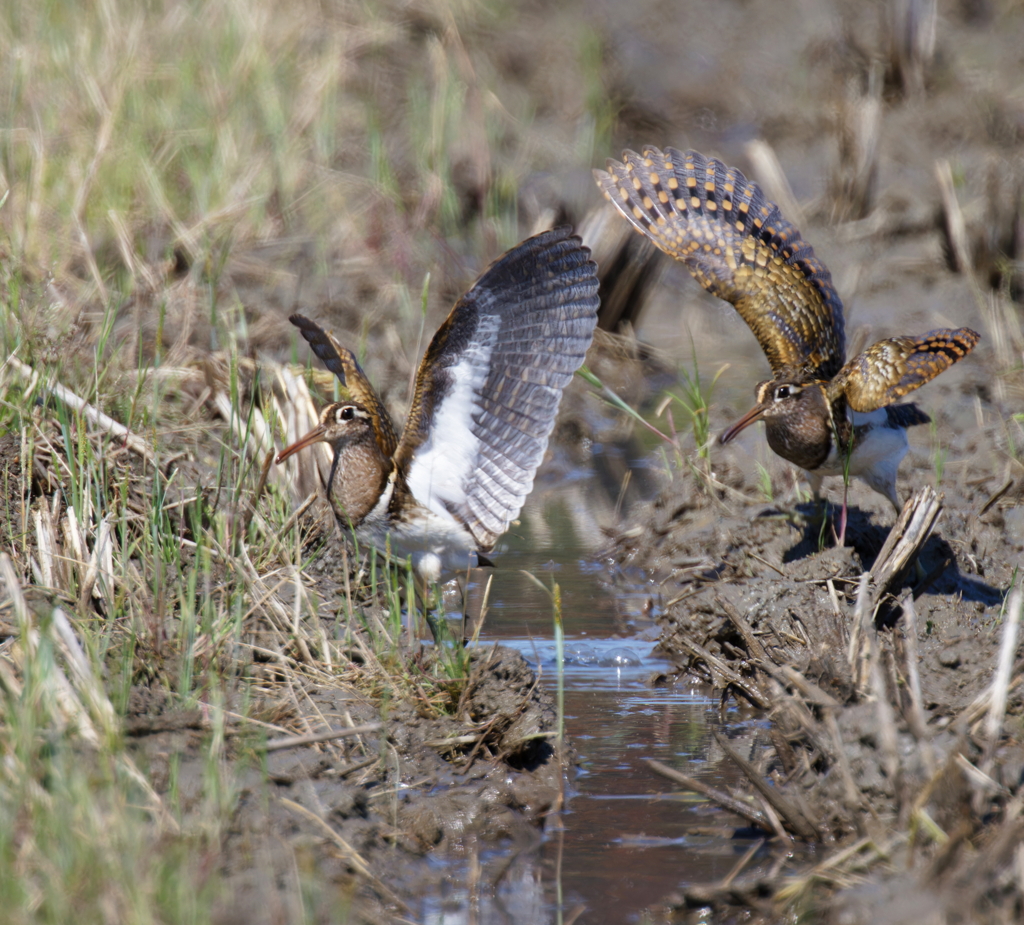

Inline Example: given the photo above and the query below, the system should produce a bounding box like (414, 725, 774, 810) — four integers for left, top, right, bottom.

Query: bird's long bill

(719, 404, 767, 444)
(275, 424, 327, 464)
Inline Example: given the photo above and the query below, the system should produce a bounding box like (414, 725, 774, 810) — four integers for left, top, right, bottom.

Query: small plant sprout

(930, 419, 946, 485)
(577, 366, 676, 445)
(756, 461, 774, 503)
(520, 569, 566, 804)
(665, 350, 728, 462)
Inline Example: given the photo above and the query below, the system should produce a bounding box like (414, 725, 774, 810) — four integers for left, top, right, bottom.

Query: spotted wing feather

(395, 227, 600, 550)
(288, 313, 399, 458)
(828, 327, 980, 412)
(594, 146, 846, 379)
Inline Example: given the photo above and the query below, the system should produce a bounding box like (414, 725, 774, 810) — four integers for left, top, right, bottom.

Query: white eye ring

(775, 385, 791, 400)
(336, 406, 355, 423)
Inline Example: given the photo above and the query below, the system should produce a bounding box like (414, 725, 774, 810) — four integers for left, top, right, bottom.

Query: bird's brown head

(721, 379, 832, 469)
(276, 401, 376, 464)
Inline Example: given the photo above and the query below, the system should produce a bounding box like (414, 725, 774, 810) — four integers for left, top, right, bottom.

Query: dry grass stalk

(677, 636, 771, 709)
(831, 69, 882, 222)
(982, 588, 1023, 772)
(7, 356, 157, 464)
(745, 139, 807, 230)
(279, 797, 410, 912)
(773, 836, 885, 904)
(936, 158, 973, 274)
(645, 758, 771, 832)
(900, 595, 933, 768)
(870, 486, 943, 603)
(264, 722, 382, 752)
(849, 572, 874, 694)
(887, 0, 937, 96)
(869, 637, 903, 809)
(713, 730, 821, 840)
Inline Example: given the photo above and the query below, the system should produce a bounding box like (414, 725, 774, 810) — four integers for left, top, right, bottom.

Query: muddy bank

(602, 374, 1024, 921)
(126, 631, 565, 922)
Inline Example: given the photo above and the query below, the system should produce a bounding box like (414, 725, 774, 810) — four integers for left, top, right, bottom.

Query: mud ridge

(606, 416, 1024, 924)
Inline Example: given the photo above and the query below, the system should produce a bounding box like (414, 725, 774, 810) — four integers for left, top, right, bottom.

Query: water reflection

(418, 622, 772, 924)
(414, 405, 774, 922)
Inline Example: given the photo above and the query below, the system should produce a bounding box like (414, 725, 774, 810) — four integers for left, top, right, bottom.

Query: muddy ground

(604, 365, 1024, 920)
(126, 635, 565, 923)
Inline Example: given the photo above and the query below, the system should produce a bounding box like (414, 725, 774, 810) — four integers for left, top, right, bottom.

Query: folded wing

(395, 227, 600, 550)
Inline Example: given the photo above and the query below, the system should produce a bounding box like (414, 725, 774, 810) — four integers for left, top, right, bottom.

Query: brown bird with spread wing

(595, 146, 979, 527)
(276, 227, 600, 581)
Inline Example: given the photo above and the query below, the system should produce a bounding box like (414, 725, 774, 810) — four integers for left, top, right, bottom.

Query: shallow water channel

(415, 482, 775, 924)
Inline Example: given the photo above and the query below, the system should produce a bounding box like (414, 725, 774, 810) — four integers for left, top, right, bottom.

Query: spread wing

(828, 327, 980, 412)
(594, 146, 846, 379)
(288, 313, 399, 458)
(394, 226, 600, 550)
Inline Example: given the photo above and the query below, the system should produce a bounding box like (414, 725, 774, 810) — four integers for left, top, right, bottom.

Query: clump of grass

(0, 271, 504, 919)
(663, 351, 728, 462)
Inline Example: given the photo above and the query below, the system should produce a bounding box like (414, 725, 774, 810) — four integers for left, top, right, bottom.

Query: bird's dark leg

(835, 422, 856, 548)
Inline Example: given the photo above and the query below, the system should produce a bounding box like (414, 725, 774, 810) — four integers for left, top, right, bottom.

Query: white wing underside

(399, 226, 600, 552)
(405, 311, 504, 530)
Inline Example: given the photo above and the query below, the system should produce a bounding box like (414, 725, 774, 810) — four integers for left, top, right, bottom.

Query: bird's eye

(775, 386, 790, 400)
(337, 406, 355, 422)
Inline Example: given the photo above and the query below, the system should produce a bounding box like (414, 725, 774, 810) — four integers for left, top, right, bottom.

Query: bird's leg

(834, 420, 856, 548)
(806, 470, 825, 509)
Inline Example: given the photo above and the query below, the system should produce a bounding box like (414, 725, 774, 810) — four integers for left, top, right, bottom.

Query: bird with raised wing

(594, 146, 979, 531)
(276, 226, 600, 582)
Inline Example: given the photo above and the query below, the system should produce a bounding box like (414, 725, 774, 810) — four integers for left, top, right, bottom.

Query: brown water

(413, 469, 777, 925)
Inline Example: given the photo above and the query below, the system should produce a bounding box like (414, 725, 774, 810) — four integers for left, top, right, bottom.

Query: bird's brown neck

(325, 432, 394, 527)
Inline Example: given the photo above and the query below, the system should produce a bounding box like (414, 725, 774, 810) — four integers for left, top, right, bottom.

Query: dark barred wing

(595, 146, 846, 379)
(396, 227, 600, 550)
(288, 313, 399, 458)
(885, 403, 931, 428)
(829, 327, 980, 412)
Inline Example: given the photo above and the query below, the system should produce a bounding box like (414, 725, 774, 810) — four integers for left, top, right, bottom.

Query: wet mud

(604, 371, 1024, 921)
(125, 638, 564, 922)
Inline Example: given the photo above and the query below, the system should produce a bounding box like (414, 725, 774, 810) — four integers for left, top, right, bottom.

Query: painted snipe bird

(276, 227, 600, 582)
(594, 146, 979, 522)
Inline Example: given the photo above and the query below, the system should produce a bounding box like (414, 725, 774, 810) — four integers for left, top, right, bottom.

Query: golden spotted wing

(395, 227, 599, 549)
(288, 314, 399, 458)
(827, 327, 980, 412)
(594, 146, 846, 379)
